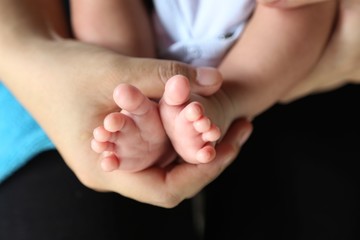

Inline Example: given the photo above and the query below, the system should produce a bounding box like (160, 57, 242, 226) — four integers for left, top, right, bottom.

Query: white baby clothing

(153, 0, 255, 67)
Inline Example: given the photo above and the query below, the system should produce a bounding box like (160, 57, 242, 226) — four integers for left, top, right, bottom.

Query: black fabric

(204, 84, 360, 240)
(0, 151, 197, 240)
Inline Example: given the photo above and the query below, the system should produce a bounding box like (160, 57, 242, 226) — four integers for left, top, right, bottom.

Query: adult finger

(120, 58, 223, 98)
(257, 0, 330, 8)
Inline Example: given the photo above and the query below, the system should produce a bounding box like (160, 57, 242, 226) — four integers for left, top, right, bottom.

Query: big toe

(163, 75, 191, 106)
(113, 84, 149, 115)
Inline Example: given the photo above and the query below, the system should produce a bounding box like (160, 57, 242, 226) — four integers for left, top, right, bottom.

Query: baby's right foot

(159, 75, 221, 164)
(91, 83, 174, 172)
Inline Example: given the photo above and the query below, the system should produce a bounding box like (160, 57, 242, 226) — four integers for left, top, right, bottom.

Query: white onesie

(153, 0, 255, 67)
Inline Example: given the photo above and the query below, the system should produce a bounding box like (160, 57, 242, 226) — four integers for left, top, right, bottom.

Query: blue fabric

(0, 82, 55, 183)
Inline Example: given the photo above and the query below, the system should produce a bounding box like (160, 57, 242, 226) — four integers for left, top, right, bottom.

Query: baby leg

(159, 75, 221, 164)
(91, 83, 173, 172)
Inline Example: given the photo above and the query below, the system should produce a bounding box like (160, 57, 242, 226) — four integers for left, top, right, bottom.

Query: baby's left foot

(159, 75, 221, 164)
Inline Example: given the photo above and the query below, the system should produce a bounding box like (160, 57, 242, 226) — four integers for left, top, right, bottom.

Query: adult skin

(258, 0, 360, 102)
(0, 0, 252, 207)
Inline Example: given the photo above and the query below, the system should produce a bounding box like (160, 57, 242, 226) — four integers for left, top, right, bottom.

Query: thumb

(257, 0, 330, 8)
(130, 58, 223, 98)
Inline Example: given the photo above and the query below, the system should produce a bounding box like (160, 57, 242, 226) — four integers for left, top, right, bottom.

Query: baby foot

(91, 83, 174, 172)
(159, 75, 221, 164)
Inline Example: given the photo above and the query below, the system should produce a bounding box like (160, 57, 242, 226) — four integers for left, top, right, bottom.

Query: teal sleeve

(0, 82, 55, 183)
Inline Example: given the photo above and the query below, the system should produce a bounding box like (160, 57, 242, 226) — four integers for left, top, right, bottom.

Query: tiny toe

(193, 117, 211, 133)
(105, 113, 136, 134)
(196, 145, 216, 163)
(184, 102, 203, 122)
(101, 153, 120, 172)
(91, 139, 107, 153)
(93, 126, 112, 142)
(163, 75, 191, 106)
(113, 84, 138, 110)
(104, 112, 126, 132)
(113, 84, 151, 115)
(91, 139, 114, 153)
(202, 124, 221, 142)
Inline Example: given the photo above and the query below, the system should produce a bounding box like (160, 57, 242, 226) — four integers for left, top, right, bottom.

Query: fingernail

(196, 67, 222, 86)
(238, 128, 252, 147)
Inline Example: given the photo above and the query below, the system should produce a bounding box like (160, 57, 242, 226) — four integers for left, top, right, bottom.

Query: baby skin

(91, 75, 223, 172)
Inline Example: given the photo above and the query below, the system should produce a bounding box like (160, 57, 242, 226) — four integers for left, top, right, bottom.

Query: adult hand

(36, 40, 252, 208)
(0, 0, 252, 207)
(24, 41, 253, 208)
(257, 0, 360, 102)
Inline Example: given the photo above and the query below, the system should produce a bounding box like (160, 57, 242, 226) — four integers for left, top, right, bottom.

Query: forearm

(0, 0, 72, 112)
(0, 0, 68, 50)
(0, 0, 70, 84)
(219, 1, 337, 119)
(1, 0, 85, 116)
